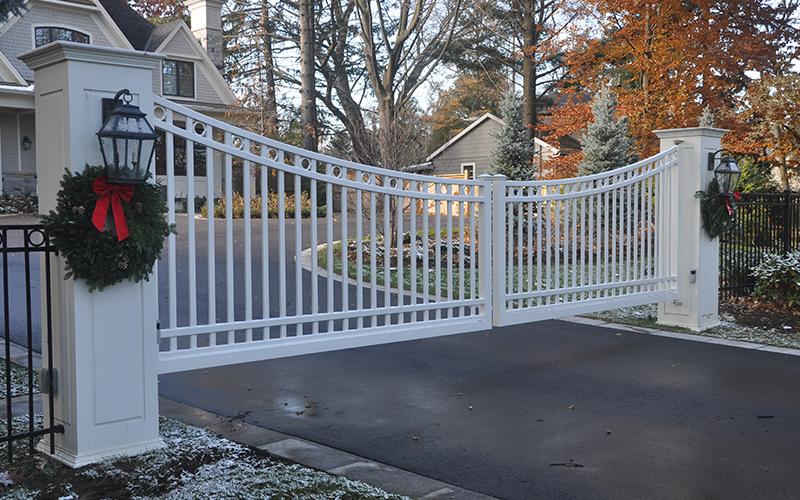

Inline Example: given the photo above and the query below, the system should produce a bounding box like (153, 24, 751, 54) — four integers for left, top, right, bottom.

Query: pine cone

(135, 202, 143, 214)
(71, 205, 85, 215)
(118, 255, 130, 270)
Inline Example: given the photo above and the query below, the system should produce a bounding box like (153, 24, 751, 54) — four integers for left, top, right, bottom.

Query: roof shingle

(97, 0, 155, 51)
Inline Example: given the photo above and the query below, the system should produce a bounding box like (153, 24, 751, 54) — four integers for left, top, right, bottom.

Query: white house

(0, 0, 236, 195)
(425, 113, 559, 179)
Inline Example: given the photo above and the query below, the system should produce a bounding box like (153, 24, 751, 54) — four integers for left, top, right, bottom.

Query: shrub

(751, 251, 800, 309)
(200, 192, 325, 219)
(0, 193, 38, 214)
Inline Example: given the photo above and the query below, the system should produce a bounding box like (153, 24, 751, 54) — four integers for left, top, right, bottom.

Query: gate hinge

(39, 368, 58, 394)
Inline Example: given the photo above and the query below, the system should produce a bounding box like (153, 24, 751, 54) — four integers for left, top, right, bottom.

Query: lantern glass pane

(139, 139, 155, 180)
(99, 135, 115, 171)
(114, 137, 134, 182)
(99, 115, 118, 134)
(714, 157, 741, 195)
(716, 171, 730, 195)
(117, 116, 149, 134)
(729, 171, 741, 193)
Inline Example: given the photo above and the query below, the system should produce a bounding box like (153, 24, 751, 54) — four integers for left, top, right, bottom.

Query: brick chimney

(185, 0, 225, 71)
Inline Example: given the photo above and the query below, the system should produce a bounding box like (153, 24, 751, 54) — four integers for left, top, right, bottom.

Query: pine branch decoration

(40, 166, 176, 292)
(694, 177, 736, 239)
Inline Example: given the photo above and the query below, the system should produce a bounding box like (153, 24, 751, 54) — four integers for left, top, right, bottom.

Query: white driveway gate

(492, 151, 680, 326)
(153, 97, 679, 374)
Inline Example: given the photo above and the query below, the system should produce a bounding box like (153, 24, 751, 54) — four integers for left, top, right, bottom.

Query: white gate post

(20, 42, 165, 467)
(483, 174, 506, 326)
(654, 127, 726, 331)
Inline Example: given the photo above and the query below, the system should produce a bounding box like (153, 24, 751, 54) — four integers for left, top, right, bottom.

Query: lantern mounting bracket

(708, 148, 733, 170)
(100, 89, 132, 124)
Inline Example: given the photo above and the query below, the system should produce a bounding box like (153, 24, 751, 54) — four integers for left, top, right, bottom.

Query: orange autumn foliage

(539, 152, 582, 180)
(745, 73, 800, 189)
(542, 0, 800, 162)
(127, 0, 186, 23)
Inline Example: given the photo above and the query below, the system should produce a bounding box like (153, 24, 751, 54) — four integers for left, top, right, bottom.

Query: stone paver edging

(158, 397, 498, 500)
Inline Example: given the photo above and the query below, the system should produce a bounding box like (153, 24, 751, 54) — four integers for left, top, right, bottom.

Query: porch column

(20, 43, 165, 467)
(654, 127, 726, 331)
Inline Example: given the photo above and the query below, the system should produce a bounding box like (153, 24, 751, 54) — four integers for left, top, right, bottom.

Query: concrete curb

(158, 397, 498, 500)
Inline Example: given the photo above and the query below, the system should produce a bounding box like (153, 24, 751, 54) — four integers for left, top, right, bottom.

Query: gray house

(426, 113, 559, 179)
(0, 0, 236, 195)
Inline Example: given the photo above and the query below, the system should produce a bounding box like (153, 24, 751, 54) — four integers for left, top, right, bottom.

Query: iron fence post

(784, 190, 791, 256)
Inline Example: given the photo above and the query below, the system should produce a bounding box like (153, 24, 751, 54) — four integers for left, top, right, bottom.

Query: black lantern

(707, 149, 741, 196)
(97, 89, 158, 184)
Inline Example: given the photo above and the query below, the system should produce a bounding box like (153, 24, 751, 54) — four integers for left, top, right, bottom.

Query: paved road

(159, 319, 800, 500)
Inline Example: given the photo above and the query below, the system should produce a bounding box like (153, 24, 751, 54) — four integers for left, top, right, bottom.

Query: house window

(162, 60, 195, 98)
(155, 130, 207, 177)
(34, 27, 90, 47)
(461, 163, 475, 180)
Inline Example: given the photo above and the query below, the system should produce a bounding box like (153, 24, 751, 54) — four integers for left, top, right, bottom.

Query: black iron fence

(719, 191, 800, 299)
(0, 225, 63, 462)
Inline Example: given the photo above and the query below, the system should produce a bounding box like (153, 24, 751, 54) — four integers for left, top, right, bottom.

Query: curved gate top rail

(506, 148, 679, 200)
(153, 96, 680, 374)
(153, 96, 484, 202)
(153, 97, 492, 375)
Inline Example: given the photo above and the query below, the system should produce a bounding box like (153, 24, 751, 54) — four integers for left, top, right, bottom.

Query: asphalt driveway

(158, 318, 800, 500)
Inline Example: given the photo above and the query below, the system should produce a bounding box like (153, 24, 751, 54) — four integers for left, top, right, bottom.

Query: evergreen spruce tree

(699, 106, 717, 128)
(578, 88, 639, 176)
(489, 92, 537, 181)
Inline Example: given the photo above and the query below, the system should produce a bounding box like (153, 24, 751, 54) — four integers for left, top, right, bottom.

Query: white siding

(0, 113, 15, 172)
(0, 112, 37, 194)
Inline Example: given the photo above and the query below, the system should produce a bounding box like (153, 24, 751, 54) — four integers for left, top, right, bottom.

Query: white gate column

(654, 127, 726, 331)
(20, 42, 165, 467)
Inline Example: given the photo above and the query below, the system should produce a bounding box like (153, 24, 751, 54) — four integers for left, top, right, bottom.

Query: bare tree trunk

(522, 0, 537, 141)
(319, 0, 374, 164)
(261, 0, 279, 139)
(299, 0, 317, 152)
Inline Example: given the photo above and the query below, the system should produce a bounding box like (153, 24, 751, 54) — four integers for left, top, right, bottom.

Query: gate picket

(154, 97, 490, 374)
(153, 97, 679, 373)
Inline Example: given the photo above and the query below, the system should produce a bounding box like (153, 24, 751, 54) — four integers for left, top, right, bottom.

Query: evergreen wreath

(694, 177, 736, 239)
(40, 165, 176, 292)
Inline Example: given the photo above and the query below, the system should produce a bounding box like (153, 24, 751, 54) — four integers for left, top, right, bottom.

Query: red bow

(92, 176, 135, 241)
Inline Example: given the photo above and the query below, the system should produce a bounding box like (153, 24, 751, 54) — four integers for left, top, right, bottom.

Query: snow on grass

(583, 303, 800, 350)
(0, 417, 411, 500)
(0, 360, 39, 398)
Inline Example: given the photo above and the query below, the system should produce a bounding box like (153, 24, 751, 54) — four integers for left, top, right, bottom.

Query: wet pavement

(159, 317, 800, 500)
